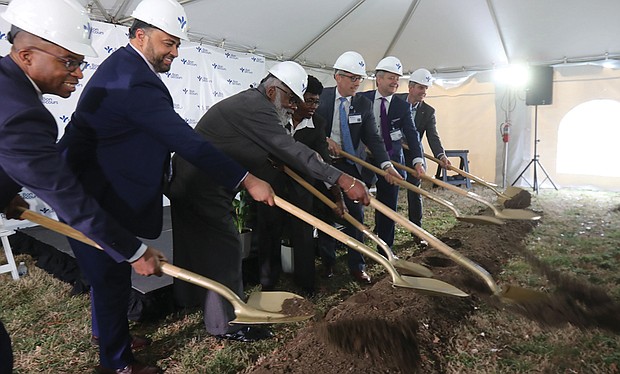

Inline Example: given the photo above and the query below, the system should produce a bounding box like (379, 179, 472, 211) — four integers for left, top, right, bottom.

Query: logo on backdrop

(178, 16, 187, 32)
(195, 46, 212, 54)
(226, 79, 241, 86)
(174, 103, 183, 110)
(197, 104, 210, 112)
(224, 52, 239, 60)
(42, 97, 59, 105)
(164, 72, 183, 80)
(211, 63, 226, 71)
(84, 62, 100, 71)
(59, 115, 70, 123)
(104, 46, 117, 54)
(184, 117, 197, 126)
(91, 27, 105, 36)
(197, 75, 212, 84)
(239, 67, 253, 74)
(182, 88, 198, 96)
(212, 90, 224, 98)
(250, 56, 265, 64)
(0, 30, 6, 41)
(180, 58, 197, 67)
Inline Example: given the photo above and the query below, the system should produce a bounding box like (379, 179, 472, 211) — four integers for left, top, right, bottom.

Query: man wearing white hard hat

(169, 61, 369, 340)
(59, 0, 274, 371)
(397, 68, 451, 235)
(359, 56, 426, 253)
(0, 0, 172, 372)
(316, 51, 403, 284)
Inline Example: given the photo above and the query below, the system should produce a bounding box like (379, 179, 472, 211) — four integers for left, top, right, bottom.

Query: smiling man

(58, 0, 274, 372)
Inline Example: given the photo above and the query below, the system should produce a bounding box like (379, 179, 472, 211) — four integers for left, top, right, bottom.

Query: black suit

(396, 94, 447, 226)
(316, 87, 390, 271)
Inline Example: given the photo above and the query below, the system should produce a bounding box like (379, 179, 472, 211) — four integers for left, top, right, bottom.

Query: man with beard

(168, 62, 370, 340)
(59, 0, 273, 371)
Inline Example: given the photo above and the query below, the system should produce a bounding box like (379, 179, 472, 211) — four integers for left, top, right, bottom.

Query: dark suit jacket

(292, 114, 331, 166)
(396, 93, 446, 158)
(359, 90, 423, 162)
(0, 55, 140, 262)
(60, 45, 247, 239)
(316, 87, 390, 171)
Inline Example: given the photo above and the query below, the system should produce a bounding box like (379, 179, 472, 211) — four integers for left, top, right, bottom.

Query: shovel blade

(457, 215, 505, 225)
(391, 259, 434, 278)
(496, 209, 541, 221)
(497, 186, 528, 203)
(394, 275, 469, 297)
(231, 291, 315, 324)
(499, 285, 550, 303)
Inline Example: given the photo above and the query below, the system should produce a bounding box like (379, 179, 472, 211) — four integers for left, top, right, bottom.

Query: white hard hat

(131, 0, 189, 40)
(268, 61, 308, 101)
(375, 56, 403, 76)
(1, 0, 97, 57)
(409, 68, 434, 86)
(333, 51, 367, 77)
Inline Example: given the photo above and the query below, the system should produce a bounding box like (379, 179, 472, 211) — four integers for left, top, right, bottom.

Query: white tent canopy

(1, 0, 619, 191)
(70, 0, 620, 74)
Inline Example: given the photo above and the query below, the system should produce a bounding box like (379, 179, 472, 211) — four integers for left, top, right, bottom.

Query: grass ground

(1, 186, 619, 373)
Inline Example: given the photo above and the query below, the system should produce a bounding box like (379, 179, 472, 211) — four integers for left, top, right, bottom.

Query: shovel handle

(281, 166, 392, 258)
(392, 161, 501, 215)
(16, 207, 245, 304)
(418, 149, 508, 197)
(337, 150, 460, 215)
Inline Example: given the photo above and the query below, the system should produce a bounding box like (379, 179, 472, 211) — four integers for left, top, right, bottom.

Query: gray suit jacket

(396, 94, 446, 158)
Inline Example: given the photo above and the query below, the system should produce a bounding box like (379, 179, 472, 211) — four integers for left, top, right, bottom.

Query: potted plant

(233, 190, 253, 259)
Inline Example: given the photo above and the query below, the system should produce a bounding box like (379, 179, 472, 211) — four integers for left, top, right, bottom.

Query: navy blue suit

(60, 45, 247, 369)
(316, 87, 390, 271)
(359, 90, 423, 249)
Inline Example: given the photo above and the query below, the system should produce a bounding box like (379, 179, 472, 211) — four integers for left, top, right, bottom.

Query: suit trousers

(170, 186, 243, 336)
(375, 164, 406, 250)
(326, 160, 365, 272)
(70, 240, 134, 369)
(257, 176, 316, 291)
(404, 148, 423, 227)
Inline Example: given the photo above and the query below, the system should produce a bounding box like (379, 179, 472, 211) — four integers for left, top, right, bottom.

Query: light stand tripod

(511, 105, 558, 194)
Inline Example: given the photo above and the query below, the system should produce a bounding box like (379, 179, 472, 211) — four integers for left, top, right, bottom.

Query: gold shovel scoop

(392, 161, 541, 221)
(369, 198, 549, 303)
(17, 208, 314, 324)
(282, 165, 432, 278)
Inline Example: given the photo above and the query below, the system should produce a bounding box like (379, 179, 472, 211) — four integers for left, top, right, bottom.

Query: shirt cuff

(411, 157, 424, 167)
(380, 161, 393, 170)
(235, 172, 250, 190)
(127, 243, 148, 263)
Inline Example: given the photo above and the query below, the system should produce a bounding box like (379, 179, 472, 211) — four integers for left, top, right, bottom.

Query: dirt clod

(503, 190, 532, 209)
(281, 297, 316, 317)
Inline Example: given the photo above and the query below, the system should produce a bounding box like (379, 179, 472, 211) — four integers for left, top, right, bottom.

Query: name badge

(349, 114, 362, 124)
(390, 129, 403, 141)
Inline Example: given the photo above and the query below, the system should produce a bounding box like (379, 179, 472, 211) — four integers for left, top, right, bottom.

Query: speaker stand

(511, 105, 558, 194)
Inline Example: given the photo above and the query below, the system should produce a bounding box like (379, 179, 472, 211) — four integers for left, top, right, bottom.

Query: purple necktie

(380, 97, 393, 155)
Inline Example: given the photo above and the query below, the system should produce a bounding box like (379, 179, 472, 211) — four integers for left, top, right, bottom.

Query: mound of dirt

(248, 220, 535, 373)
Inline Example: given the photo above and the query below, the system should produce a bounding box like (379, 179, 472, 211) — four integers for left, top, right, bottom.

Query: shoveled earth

(246, 213, 620, 373)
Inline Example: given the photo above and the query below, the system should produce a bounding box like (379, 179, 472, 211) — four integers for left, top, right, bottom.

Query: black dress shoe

(91, 335, 151, 350)
(95, 362, 162, 374)
(215, 326, 274, 342)
(350, 270, 372, 284)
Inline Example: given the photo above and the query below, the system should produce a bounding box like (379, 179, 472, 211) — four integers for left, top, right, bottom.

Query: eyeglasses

(28, 46, 88, 72)
(304, 98, 321, 107)
(275, 86, 299, 105)
(338, 73, 364, 83)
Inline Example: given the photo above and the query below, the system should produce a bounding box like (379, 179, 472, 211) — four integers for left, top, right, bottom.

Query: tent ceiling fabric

(15, 0, 620, 74)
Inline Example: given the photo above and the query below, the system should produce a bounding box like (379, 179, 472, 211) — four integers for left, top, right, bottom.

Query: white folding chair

(0, 215, 19, 280)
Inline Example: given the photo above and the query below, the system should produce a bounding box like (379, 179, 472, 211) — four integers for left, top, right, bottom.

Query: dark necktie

(380, 97, 393, 155)
(339, 97, 355, 163)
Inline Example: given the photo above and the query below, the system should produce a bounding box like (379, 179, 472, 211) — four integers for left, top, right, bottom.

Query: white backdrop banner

(0, 14, 265, 229)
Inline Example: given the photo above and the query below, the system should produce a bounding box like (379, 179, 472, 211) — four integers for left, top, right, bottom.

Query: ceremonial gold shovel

(18, 208, 315, 324)
(282, 165, 432, 278)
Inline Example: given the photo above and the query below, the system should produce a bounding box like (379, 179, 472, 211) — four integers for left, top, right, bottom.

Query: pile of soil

(246, 215, 620, 373)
